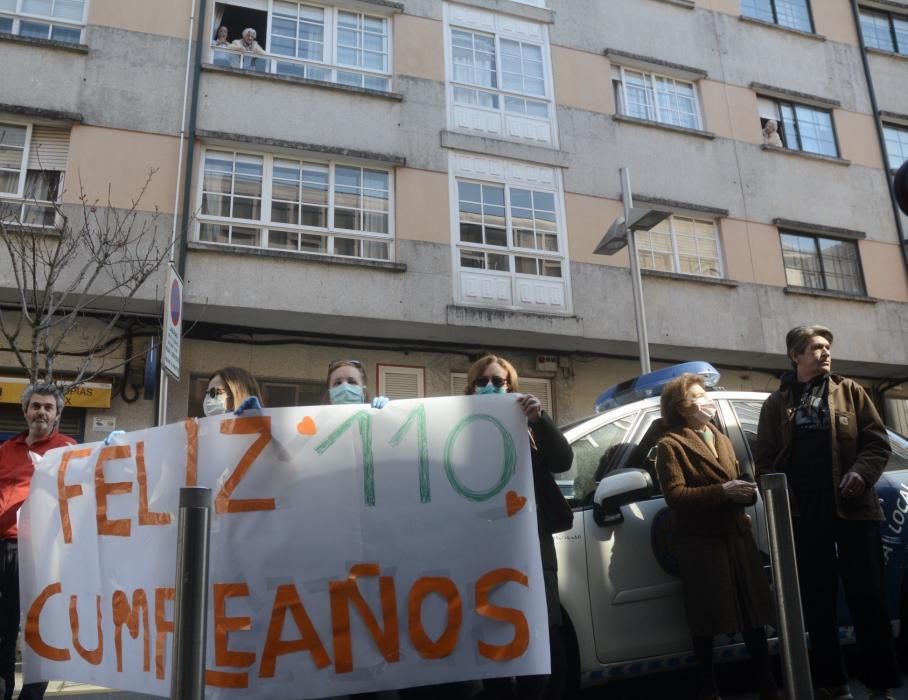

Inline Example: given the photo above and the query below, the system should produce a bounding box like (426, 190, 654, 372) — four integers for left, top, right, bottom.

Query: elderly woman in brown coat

(656, 373, 782, 700)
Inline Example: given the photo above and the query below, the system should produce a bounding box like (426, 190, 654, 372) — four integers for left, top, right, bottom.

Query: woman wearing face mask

(655, 374, 781, 700)
(203, 367, 263, 417)
(324, 359, 388, 408)
(465, 355, 573, 700)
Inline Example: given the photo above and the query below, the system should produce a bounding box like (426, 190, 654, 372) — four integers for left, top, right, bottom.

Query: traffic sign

(162, 265, 183, 381)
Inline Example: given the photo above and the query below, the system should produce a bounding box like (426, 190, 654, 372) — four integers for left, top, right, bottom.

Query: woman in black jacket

(465, 355, 574, 700)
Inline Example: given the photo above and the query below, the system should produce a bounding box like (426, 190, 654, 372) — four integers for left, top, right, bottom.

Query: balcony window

(636, 216, 723, 278)
(884, 124, 908, 170)
(613, 66, 702, 130)
(446, 4, 554, 144)
(197, 148, 393, 261)
(741, 0, 813, 33)
(0, 121, 68, 227)
(758, 96, 838, 157)
(0, 0, 85, 42)
(780, 231, 865, 295)
(210, 1, 391, 91)
(859, 8, 908, 55)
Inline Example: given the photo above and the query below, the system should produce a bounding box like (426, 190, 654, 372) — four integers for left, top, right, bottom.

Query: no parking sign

(161, 265, 183, 381)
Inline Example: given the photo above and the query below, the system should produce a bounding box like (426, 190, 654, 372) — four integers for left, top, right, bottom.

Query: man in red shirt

(0, 383, 76, 700)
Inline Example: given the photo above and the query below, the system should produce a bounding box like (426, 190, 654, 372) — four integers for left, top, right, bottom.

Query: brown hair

(323, 359, 371, 404)
(211, 367, 262, 410)
(464, 354, 520, 395)
(785, 325, 833, 368)
(660, 373, 705, 429)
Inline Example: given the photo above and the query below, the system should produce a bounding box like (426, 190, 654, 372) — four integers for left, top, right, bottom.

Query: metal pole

(620, 167, 651, 374)
(170, 487, 212, 700)
(760, 473, 813, 699)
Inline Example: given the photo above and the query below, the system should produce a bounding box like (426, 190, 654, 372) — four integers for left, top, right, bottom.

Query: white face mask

(691, 397, 717, 423)
(203, 393, 228, 417)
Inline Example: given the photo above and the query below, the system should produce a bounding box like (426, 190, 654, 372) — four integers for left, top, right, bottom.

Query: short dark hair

(660, 373, 705, 430)
(785, 325, 833, 367)
(21, 382, 65, 417)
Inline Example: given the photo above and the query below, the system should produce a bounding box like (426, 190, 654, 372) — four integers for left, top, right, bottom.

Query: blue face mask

(476, 383, 507, 395)
(330, 382, 365, 405)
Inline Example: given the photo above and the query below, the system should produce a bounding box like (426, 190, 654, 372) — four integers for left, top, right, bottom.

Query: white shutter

(450, 373, 553, 416)
(378, 365, 424, 400)
(27, 127, 70, 171)
(886, 398, 908, 437)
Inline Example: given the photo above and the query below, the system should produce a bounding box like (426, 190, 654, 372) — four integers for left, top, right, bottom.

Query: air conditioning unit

(536, 354, 558, 372)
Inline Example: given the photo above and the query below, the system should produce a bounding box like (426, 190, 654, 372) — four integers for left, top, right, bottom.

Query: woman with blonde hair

(203, 366, 263, 416)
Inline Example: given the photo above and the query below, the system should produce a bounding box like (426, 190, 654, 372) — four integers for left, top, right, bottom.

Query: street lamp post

(593, 167, 671, 376)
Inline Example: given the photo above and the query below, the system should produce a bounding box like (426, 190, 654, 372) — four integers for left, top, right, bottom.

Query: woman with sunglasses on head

(466, 355, 573, 700)
(203, 367, 263, 416)
(324, 359, 388, 408)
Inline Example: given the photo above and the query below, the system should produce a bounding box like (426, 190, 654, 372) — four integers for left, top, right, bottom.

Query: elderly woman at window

(231, 27, 265, 54)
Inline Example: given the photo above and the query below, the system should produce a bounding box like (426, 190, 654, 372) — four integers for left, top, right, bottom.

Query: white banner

(19, 396, 549, 698)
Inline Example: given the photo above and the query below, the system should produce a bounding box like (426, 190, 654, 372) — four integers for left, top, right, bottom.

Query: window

(0, 0, 85, 42)
(636, 215, 723, 278)
(757, 96, 837, 157)
(0, 122, 68, 227)
(197, 148, 393, 261)
(210, 2, 391, 91)
(741, 0, 813, 33)
(860, 8, 908, 55)
(612, 67, 701, 130)
(378, 365, 425, 400)
(780, 231, 865, 295)
(884, 124, 908, 171)
(564, 414, 635, 505)
(446, 4, 553, 144)
(188, 375, 324, 416)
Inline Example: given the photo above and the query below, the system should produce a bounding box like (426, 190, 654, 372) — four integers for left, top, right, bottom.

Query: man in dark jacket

(0, 383, 76, 700)
(756, 325, 900, 700)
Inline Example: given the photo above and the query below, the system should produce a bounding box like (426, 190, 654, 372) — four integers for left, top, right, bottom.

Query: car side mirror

(593, 468, 654, 526)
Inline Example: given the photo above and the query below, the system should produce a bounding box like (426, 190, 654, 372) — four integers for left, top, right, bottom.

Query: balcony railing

(209, 46, 391, 91)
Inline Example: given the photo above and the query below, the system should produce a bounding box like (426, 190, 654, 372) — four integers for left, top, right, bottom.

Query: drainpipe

(177, 0, 208, 279)
(849, 0, 908, 274)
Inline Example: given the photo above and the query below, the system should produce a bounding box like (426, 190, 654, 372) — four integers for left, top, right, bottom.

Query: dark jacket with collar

(755, 372, 891, 521)
(656, 424, 774, 635)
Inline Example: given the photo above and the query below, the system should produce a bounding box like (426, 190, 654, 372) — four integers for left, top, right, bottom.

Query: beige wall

(812, 0, 859, 45)
(63, 126, 180, 212)
(860, 240, 908, 302)
(835, 110, 886, 169)
(700, 81, 764, 144)
(394, 15, 445, 82)
(88, 0, 192, 40)
(697, 0, 740, 16)
(564, 193, 625, 266)
(745, 221, 788, 286)
(552, 46, 613, 114)
(396, 168, 450, 244)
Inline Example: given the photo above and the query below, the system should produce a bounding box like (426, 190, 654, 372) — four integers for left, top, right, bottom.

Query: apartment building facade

(1, 0, 907, 440)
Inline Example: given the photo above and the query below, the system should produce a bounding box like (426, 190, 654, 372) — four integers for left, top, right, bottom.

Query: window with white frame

(210, 1, 391, 91)
(636, 215, 723, 278)
(0, 121, 68, 227)
(884, 124, 908, 170)
(741, 0, 813, 33)
(780, 231, 865, 295)
(0, 0, 85, 42)
(451, 153, 568, 313)
(446, 3, 554, 144)
(757, 96, 837, 157)
(859, 7, 908, 55)
(612, 66, 702, 130)
(197, 148, 394, 261)
(378, 365, 425, 400)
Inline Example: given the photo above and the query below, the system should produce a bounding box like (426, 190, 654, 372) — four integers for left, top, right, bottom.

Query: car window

(886, 430, 908, 473)
(730, 399, 764, 462)
(566, 414, 635, 505)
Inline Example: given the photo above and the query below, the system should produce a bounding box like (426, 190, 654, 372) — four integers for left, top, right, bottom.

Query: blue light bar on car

(594, 361, 721, 413)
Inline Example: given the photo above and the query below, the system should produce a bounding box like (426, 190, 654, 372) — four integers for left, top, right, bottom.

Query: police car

(553, 362, 908, 689)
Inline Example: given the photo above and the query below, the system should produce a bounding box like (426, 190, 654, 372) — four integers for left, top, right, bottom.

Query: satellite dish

(895, 160, 908, 217)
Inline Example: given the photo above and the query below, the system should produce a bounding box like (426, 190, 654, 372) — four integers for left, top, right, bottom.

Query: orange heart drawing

(297, 416, 317, 435)
(506, 490, 527, 517)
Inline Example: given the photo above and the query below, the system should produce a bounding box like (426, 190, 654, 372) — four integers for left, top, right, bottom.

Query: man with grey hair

(756, 326, 900, 700)
(0, 383, 76, 700)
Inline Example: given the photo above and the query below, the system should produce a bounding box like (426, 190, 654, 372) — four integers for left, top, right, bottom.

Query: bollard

(170, 487, 212, 700)
(760, 473, 813, 700)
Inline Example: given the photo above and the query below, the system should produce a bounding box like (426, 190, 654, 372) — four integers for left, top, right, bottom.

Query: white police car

(553, 362, 908, 689)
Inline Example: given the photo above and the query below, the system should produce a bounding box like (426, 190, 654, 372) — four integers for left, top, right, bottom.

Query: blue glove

(234, 396, 263, 415)
(371, 396, 389, 409)
(103, 430, 126, 446)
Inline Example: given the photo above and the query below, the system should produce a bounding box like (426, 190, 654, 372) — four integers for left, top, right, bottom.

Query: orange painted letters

(214, 417, 275, 514)
(95, 446, 133, 537)
(474, 568, 530, 661)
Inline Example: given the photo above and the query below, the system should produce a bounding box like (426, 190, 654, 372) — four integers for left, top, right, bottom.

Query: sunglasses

(475, 376, 507, 388)
(205, 387, 227, 399)
(328, 359, 364, 371)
